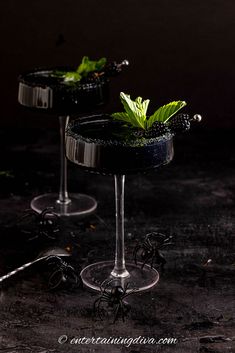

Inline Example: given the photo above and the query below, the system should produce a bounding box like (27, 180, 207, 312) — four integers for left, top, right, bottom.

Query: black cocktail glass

(18, 63, 127, 216)
(66, 115, 174, 291)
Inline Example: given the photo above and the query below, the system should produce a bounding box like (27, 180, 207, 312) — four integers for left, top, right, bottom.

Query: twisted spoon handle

(0, 257, 45, 283)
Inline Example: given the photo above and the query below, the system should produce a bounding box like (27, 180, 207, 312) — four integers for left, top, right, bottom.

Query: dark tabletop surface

(0, 125, 234, 353)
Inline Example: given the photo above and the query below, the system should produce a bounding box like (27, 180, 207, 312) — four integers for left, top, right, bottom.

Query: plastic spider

(46, 255, 81, 290)
(93, 279, 137, 323)
(17, 208, 59, 240)
(134, 232, 173, 271)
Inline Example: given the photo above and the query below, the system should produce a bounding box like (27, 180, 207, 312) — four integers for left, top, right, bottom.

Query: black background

(1, 0, 235, 128)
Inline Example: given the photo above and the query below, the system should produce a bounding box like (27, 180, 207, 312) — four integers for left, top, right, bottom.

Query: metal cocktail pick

(0, 247, 70, 284)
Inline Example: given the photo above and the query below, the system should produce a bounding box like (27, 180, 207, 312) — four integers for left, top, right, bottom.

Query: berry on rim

(145, 122, 170, 138)
(168, 114, 191, 133)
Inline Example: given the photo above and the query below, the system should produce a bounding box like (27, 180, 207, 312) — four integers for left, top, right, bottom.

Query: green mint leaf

(135, 96, 150, 116)
(142, 99, 150, 116)
(120, 92, 147, 129)
(77, 56, 106, 76)
(147, 100, 187, 128)
(95, 57, 107, 71)
(77, 56, 89, 74)
(63, 71, 82, 82)
(111, 112, 131, 123)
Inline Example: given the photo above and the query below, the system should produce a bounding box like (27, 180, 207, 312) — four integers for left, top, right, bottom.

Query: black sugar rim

(66, 115, 174, 147)
(18, 67, 109, 89)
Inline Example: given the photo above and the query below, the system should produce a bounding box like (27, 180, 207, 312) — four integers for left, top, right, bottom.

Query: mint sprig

(76, 56, 106, 77)
(112, 93, 149, 129)
(53, 56, 107, 83)
(111, 92, 186, 130)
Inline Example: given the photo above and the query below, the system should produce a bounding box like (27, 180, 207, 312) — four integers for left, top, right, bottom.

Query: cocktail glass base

(30, 193, 97, 217)
(80, 261, 159, 292)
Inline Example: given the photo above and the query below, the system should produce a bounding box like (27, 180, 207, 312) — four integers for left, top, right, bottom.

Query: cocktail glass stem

(30, 114, 97, 216)
(57, 116, 71, 205)
(111, 174, 130, 278)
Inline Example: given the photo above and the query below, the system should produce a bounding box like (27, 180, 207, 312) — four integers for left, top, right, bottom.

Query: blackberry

(168, 114, 190, 133)
(105, 59, 129, 77)
(105, 62, 122, 76)
(145, 122, 170, 138)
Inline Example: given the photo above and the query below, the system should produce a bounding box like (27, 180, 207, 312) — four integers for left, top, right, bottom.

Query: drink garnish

(53, 56, 107, 83)
(111, 92, 186, 130)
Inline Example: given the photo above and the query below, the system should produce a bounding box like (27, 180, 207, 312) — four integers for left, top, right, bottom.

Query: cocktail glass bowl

(66, 115, 174, 292)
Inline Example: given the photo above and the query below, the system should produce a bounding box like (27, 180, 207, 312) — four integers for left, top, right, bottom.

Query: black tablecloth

(0, 127, 234, 353)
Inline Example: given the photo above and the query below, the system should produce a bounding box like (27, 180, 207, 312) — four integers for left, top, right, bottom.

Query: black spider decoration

(46, 255, 81, 290)
(93, 280, 137, 323)
(134, 232, 173, 271)
(17, 208, 59, 241)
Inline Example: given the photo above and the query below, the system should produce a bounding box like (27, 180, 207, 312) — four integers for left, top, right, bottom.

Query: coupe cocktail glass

(18, 68, 110, 216)
(66, 115, 174, 291)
